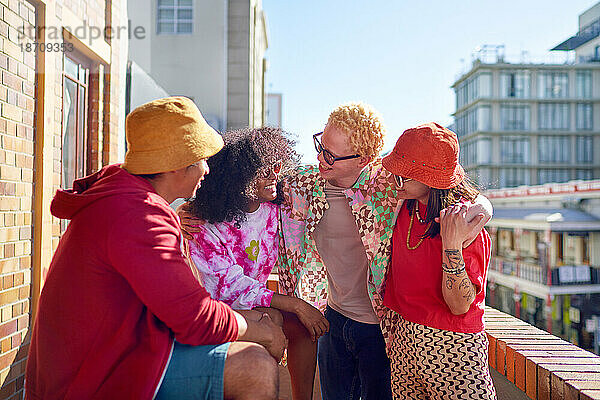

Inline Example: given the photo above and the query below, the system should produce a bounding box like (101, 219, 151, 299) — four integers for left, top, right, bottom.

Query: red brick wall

(0, 0, 126, 398)
(0, 0, 36, 398)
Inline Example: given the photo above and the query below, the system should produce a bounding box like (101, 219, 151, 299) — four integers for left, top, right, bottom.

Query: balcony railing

(491, 256, 600, 286)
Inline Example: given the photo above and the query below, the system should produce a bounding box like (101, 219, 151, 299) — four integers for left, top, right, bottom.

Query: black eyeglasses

(313, 132, 361, 166)
(394, 175, 413, 188)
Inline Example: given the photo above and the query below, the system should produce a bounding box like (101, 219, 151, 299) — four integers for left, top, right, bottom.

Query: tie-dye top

(187, 202, 279, 310)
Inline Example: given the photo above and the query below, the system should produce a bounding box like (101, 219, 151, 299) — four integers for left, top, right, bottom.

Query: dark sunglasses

(257, 162, 282, 179)
(313, 132, 361, 166)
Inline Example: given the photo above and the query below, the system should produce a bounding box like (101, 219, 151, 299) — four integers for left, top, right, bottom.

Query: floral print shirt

(187, 202, 279, 310)
(277, 159, 402, 343)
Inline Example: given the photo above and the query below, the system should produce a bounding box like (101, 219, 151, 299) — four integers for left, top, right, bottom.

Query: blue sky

(262, 0, 599, 162)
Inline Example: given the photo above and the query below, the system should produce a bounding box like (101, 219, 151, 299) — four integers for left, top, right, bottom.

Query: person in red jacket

(25, 97, 286, 400)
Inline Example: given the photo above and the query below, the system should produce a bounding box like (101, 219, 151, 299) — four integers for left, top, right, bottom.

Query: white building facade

(452, 51, 600, 189)
(128, 0, 269, 131)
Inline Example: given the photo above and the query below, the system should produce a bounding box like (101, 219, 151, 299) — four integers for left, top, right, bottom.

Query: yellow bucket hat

(122, 96, 224, 174)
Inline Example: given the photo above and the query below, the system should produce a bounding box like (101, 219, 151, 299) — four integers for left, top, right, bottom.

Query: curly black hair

(188, 126, 300, 226)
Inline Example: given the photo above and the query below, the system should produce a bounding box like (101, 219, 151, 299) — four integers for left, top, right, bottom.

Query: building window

(538, 169, 570, 184)
(538, 103, 570, 130)
(576, 169, 593, 180)
(478, 106, 491, 131)
(62, 55, 89, 190)
(455, 107, 483, 138)
(576, 136, 593, 163)
(537, 71, 568, 98)
(476, 138, 492, 164)
(157, 0, 193, 34)
(576, 103, 593, 130)
(499, 168, 530, 188)
(456, 72, 491, 109)
(461, 138, 491, 167)
(500, 104, 530, 131)
(500, 70, 530, 98)
(479, 73, 492, 97)
(538, 136, 570, 163)
(500, 137, 530, 164)
(576, 71, 592, 98)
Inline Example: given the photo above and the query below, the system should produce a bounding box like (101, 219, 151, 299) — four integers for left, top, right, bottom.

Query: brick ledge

(485, 306, 600, 400)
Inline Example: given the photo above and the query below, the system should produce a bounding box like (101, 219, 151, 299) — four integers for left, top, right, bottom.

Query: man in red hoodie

(26, 97, 286, 400)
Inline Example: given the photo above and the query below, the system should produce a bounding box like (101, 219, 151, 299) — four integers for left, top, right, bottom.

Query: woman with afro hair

(179, 126, 328, 400)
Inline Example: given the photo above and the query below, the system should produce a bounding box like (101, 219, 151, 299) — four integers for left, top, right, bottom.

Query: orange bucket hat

(123, 97, 224, 174)
(382, 122, 465, 189)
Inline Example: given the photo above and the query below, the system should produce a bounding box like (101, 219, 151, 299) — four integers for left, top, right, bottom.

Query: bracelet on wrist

(442, 266, 466, 275)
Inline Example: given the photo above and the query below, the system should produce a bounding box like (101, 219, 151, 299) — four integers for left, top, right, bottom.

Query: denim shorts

(155, 341, 231, 400)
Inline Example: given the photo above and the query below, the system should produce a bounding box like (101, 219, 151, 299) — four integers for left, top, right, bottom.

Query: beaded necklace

(414, 204, 426, 224)
(406, 204, 432, 250)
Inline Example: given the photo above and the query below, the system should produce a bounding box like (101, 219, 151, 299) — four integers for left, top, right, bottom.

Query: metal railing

(491, 255, 600, 286)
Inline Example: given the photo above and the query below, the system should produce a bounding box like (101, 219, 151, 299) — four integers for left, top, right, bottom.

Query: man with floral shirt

(277, 102, 492, 399)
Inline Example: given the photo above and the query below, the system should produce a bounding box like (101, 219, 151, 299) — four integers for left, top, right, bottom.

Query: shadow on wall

(0, 329, 31, 398)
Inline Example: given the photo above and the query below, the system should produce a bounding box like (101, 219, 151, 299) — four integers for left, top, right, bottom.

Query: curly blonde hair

(327, 102, 386, 158)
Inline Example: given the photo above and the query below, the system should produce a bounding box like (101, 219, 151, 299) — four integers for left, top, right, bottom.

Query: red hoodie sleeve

(106, 201, 239, 345)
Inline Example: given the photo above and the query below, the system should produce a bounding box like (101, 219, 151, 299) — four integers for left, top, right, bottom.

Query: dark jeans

(318, 306, 392, 400)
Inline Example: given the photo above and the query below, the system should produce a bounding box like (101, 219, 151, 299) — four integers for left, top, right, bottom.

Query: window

(455, 107, 487, 138)
(500, 105, 530, 131)
(500, 137, 530, 164)
(479, 73, 492, 97)
(576, 71, 592, 98)
(455, 72, 491, 109)
(500, 70, 530, 98)
(499, 168, 530, 188)
(538, 103, 569, 130)
(461, 138, 491, 167)
(478, 106, 491, 131)
(538, 169, 570, 184)
(476, 138, 492, 164)
(537, 72, 568, 98)
(62, 55, 89, 189)
(576, 103, 593, 130)
(157, 0, 193, 34)
(576, 169, 593, 180)
(467, 108, 476, 134)
(538, 136, 570, 163)
(576, 136, 593, 163)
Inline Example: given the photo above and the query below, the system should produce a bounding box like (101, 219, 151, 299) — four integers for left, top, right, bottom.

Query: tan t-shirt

(312, 182, 379, 324)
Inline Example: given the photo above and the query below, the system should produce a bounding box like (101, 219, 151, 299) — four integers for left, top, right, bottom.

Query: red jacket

(26, 165, 239, 400)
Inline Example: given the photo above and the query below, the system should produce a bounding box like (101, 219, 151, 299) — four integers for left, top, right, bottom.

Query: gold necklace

(406, 209, 432, 250)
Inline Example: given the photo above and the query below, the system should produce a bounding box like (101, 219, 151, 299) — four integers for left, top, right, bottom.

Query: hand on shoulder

(176, 202, 206, 240)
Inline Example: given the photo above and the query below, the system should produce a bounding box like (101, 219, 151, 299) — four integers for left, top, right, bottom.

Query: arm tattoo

(444, 249, 465, 270)
(459, 277, 475, 301)
(445, 275, 455, 290)
(442, 250, 467, 275)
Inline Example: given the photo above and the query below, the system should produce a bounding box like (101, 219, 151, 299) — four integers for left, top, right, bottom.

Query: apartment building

(451, 47, 600, 189)
(127, 0, 269, 131)
(553, 2, 600, 63)
(485, 180, 600, 353)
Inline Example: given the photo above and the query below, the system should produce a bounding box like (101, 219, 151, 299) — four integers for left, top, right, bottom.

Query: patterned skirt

(386, 311, 497, 400)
